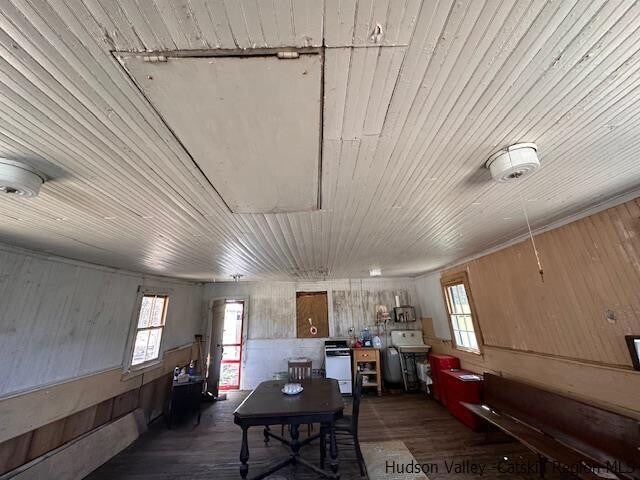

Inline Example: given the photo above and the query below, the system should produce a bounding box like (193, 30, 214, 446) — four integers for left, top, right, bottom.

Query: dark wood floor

(86, 390, 566, 479)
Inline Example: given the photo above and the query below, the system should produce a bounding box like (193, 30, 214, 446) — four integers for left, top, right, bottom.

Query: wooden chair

(321, 373, 366, 476)
(281, 360, 314, 437)
(288, 359, 312, 382)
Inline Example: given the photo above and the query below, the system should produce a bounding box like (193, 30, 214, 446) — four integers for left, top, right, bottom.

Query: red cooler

(441, 369, 484, 430)
(428, 354, 460, 405)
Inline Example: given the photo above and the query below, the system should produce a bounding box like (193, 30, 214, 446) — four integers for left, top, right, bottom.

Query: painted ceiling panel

(0, 0, 638, 281)
(120, 53, 322, 214)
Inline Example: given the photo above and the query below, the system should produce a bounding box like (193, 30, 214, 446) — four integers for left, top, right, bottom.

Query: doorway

(218, 301, 245, 391)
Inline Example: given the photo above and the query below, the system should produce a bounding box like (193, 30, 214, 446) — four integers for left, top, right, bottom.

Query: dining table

(233, 378, 345, 479)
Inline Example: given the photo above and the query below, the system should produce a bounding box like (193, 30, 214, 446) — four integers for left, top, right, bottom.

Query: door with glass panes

(218, 301, 244, 390)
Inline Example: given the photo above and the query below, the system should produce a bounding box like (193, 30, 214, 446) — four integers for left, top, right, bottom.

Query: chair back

(351, 373, 364, 431)
(288, 360, 312, 382)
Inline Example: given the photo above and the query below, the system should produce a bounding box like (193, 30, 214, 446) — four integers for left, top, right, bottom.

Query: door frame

(206, 295, 249, 391)
(219, 300, 245, 391)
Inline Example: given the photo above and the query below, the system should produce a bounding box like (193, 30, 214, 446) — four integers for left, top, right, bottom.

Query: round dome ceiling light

(0, 159, 45, 197)
(485, 143, 539, 183)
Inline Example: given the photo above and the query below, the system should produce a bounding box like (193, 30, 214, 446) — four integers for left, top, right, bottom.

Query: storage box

(441, 369, 484, 430)
(428, 354, 460, 405)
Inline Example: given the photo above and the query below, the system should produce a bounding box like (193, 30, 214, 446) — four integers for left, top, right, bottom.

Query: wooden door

(296, 291, 329, 338)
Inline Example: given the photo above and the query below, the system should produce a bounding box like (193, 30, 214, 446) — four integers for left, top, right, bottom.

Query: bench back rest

(484, 373, 640, 466)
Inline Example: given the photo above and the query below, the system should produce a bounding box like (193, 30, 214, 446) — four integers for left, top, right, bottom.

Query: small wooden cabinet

(352, 348, 382, 396)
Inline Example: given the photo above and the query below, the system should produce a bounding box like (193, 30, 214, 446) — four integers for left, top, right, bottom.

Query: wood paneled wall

(0, 243, 204, 397)
(0, 344, 196, 475)
(444, 198, 640, 367)
(205, 278, 418, 340)
(419, 197, 640, 418)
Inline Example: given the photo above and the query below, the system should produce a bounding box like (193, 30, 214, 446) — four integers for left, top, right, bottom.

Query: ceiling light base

(485, 143, 539, 183)
(0, 159, 45, 197)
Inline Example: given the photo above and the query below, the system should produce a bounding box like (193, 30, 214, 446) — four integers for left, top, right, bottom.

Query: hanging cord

(507, 148, 544, 282)
(518, 191, 544, 282)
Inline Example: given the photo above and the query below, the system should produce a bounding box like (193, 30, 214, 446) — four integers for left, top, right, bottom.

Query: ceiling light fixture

(0, 159, 45, 197)
(486, 143, 544, 282)
(231, 274, 243, 282)
(485, 143, 539, 182)
(369, 267, 382, 277)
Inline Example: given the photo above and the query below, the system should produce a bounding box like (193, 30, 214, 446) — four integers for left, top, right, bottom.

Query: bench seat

(462, 402, 605, 480)
(461, 374, 639, 480)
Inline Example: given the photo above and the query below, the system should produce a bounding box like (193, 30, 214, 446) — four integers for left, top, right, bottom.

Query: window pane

(145, 327, 163, 362)
(463, 315, 475, 332)
(137, 296, 153, 328)
(454, 330, 463, 346)
(223, 303, 243, 344)
(451, 315, 459, 330)
(469, 333, 478, 349)
(448, 286, 461, 313)
(132, 330, 150, 365)
(461, 331, 471, 348)
(457, 284, 471, 314)
(149, 296, 166, 327)
(457, 315, 467, 331)
(222, 345, 241, 361)
(220, 363, 240, 388)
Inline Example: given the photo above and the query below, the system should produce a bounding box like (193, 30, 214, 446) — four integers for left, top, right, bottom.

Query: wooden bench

(461, 374, 640, 480)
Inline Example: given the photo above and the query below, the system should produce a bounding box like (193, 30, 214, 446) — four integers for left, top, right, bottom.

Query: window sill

(454, 346, 483, 356)
(121, 359, 162, 381)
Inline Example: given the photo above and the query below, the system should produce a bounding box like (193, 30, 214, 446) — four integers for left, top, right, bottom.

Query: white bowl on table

(281, 383, 303, 395)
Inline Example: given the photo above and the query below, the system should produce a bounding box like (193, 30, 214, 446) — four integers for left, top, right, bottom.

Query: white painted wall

(204, 277, 420, 389)
(0, 243, 204, 398)
(414, 272, 451, 339)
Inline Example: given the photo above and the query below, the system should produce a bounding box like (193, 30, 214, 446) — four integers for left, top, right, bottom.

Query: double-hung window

(131, 293, 169, 366)
(442, 274, 481, 353)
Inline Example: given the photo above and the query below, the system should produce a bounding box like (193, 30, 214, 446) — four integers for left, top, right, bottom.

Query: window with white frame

(442, 278, 480, 353)
(131, 293, 169, 366)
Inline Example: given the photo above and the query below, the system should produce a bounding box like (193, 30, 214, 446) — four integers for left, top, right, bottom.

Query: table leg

(263, 425, 270, 444)
(240, 426, 249, 479)
(290, 423, 300, 460)
(329, 424, 339, 475)
(319, 423, 326, 469)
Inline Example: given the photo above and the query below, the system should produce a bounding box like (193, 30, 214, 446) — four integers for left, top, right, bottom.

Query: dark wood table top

(234, 378, 344, 421)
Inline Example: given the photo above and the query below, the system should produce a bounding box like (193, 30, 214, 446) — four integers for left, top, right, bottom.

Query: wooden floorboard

(85, 391, 566, 479)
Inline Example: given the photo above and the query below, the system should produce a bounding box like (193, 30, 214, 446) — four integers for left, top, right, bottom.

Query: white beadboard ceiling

(0, 0, 639, 281)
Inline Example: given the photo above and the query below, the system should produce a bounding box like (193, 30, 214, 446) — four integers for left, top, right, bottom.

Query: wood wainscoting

(424, 330, 640, 419)
(0, 343, 198, 476)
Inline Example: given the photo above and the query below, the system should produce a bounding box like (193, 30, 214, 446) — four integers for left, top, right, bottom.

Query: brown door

(296, 291, 329, 338)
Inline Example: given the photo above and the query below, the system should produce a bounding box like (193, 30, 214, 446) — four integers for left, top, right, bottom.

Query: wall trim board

(415, 190, 640, 280)
(479, 343, 634, 370)
(423, 333, 640, 419)
(0, 409, 146, 480)
(0, 343, 194, 444)
(0, 241, 202, 286)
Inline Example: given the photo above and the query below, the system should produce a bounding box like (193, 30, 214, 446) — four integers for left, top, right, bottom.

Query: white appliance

(389, 330, 432, 391)
(324, 340, 352, 395)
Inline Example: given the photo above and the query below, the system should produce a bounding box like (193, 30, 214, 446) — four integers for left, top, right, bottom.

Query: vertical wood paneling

(206, 277, 419, 340)
(0, 244, 204, 398)
(441, 198, 640, 367)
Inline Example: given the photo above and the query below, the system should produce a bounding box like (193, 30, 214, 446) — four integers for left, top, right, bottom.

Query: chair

(281, 360, 314, 437)
(288, 359, 312, 382)
(320, 373, 366, 476)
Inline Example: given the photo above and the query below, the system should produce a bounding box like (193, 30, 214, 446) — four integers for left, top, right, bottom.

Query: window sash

(443, 280, 480, 353)
(130, 293, 169, 366)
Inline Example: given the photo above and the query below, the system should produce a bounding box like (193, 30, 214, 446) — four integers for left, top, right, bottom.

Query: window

(442, 275, 480, 353)
(131, 294, 168, 366)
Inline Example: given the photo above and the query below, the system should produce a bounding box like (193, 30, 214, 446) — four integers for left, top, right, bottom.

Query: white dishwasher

(324, 340, 352, 395)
